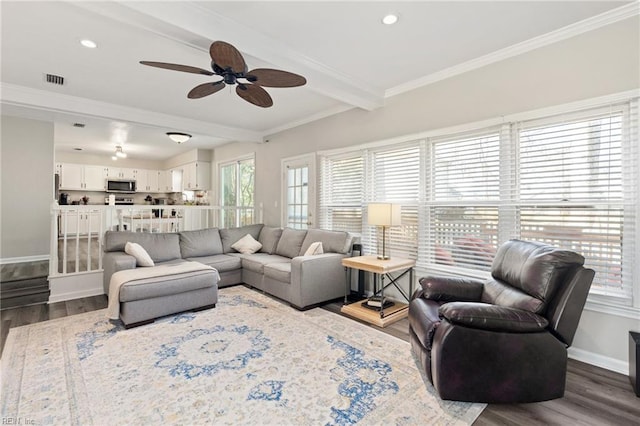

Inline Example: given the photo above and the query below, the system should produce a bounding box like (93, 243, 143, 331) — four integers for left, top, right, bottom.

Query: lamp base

(377, 255, 390, 260)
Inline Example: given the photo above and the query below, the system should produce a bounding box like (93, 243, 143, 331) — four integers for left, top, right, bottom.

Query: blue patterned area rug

(1, 286, 485, 425)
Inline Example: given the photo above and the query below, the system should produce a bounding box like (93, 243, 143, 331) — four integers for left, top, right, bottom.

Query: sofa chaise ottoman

(106, 259, 219, 328)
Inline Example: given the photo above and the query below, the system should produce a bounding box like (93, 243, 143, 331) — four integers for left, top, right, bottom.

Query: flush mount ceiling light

(80, 39, 97, 49)
(382, 14, 399, 25)
(166, 132, 192, 144)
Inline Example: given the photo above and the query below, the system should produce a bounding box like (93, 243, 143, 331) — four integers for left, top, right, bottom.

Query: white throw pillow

(124, 242, 154, 267)
(304, 241, 324, 256)
(231, 234, 263, 254)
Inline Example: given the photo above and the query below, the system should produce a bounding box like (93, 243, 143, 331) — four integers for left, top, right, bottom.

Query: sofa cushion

(299, 229, 350, 255)
(220, 224, 264, 253)
(179, 228, 223, 258)
(258, 226, 283, 254)
(104, 231, 181, 263)
(241, 253, 290, 274)
(231, 234, 262, 254)
(125, 242, 154, 267)
(119, 267, 218, 302)
(275, 228, 307, 258)
(264, 262, 291, 283)
(185, 254, 242, 273)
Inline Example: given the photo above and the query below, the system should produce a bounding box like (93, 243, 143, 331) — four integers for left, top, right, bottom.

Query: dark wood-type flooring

(1, 289, 638, 425)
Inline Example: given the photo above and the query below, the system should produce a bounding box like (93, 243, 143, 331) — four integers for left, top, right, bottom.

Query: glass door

(282, 154, 315, 229)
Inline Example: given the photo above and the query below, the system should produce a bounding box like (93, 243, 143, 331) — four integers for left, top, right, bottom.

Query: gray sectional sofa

(103, 224, 356, 313)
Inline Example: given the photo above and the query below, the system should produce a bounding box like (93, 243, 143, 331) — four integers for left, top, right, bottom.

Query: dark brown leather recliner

(409, 239, 595, 403)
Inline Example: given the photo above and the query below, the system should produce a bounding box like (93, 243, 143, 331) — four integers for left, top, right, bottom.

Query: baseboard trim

(568, 346, 629, 375)
(0, 255, 49, 265)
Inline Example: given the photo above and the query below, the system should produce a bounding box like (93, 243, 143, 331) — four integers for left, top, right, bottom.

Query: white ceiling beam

(1, 83, 263, 143)
(100, 1, 385, 111)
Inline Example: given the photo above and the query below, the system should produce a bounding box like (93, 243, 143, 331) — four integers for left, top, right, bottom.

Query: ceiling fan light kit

(166, 132, 192, 144)
(112, 145, 127, 160)
(141, 41, 306, 108)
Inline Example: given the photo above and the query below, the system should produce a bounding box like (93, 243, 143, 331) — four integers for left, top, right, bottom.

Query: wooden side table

(341, 255, 415, 327)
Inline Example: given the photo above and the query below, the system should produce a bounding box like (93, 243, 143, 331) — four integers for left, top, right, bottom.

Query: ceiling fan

(140, 41, 306, 108)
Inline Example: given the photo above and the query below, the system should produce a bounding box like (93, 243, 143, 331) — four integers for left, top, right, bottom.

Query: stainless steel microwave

(106, 179, 136, 193)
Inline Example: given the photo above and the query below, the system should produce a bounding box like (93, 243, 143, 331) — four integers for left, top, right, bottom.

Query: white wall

(1, 116, 54, 259)
(212, 17, 640, 370)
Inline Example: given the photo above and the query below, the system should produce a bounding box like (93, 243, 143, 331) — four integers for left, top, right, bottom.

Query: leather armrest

(418, 276, 484, 302)
(439, 302, 549, 333)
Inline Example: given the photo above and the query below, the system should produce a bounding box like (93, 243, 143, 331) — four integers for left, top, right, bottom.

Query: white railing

(50, 204, 261, 277)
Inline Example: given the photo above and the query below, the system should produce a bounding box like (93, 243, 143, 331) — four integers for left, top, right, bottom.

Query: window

(517, 107, 633, 301)
(220, 157, 255, 228)
(369, 144, 420, 260)
(320, 154, 364, 233)
(319, 98, 638, 307)
(426, 131, 501, 271)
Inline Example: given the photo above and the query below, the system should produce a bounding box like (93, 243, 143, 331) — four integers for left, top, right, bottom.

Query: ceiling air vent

(44, 73, 65, 85)
(72, 123, 85, 128)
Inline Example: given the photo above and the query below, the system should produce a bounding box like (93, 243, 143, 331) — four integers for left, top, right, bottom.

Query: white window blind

(319, 154, 364, 233)
(424, 131, 501, 271)
(517, 105, 635, 302)
(368, 144, 420, 260)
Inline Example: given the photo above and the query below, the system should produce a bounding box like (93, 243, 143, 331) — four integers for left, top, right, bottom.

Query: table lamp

(367, 203, 401, 260)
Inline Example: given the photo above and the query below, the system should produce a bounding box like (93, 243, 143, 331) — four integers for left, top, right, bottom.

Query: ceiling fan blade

(188, 81, 226, 99)
(246, 68, 307, 87)
(236, 84, 273, 108)
(209, 41, 247, 74)
(140, 61, 214, 76)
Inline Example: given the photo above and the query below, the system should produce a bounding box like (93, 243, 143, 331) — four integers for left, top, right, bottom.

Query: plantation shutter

(367, 143, 421, 259)
(517, 104, 636, 302)
(423, 130, 501, 271)
(319, 154, 364, 233)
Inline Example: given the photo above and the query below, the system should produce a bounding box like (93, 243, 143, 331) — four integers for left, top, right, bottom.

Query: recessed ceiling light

(80, 39, 97, 49)
(382, 14, 398, 25)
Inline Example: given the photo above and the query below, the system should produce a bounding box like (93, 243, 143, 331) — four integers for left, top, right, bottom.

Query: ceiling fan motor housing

(223, 73, 237, 85)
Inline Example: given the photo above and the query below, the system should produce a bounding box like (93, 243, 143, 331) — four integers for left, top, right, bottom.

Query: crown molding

(0, 83, 262, 143)
(386, 2, 640, 98)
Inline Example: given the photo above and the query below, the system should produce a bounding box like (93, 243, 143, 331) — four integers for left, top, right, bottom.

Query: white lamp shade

(367, 203, 402, 226)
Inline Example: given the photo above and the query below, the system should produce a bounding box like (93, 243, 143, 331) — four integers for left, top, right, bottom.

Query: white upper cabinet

(158, 170, 170, 192)
(136, 169, 161, 193)
(58, 163, 106, 191)
(183, 161, 211, 190)
(170, 168, 183, 192)
(105, 167, 136, 180)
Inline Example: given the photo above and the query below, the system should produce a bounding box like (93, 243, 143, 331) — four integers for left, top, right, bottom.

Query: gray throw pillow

(275, 228, 308, 259)
(299, 228, 349, 255)
(179, 228, 223, 258)
(104, 231, 181, 263)
(258, 226, 283, 254)
(220, 224, 264, 253)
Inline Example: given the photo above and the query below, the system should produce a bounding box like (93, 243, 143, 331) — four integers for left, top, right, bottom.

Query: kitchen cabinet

(59, 163, 106, 191)
(170, 168, 183, 192)
(136, 169, 161, 193)
(158, 170, 171, 192)
(182, 161, 211, 190)
(59, 210, 102, 236)
(105, 167, 136, 180)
